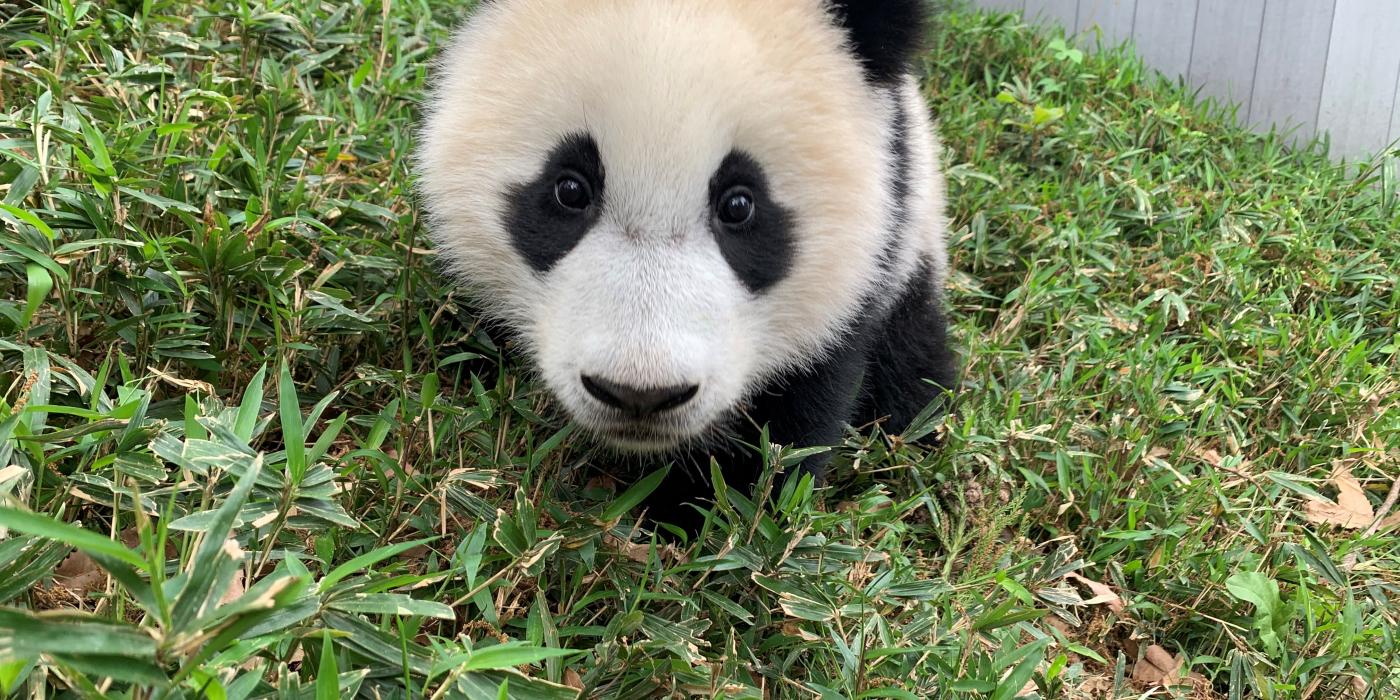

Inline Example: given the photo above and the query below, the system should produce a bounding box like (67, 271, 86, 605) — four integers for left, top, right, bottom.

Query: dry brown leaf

(603, 534, 652, 563)
(1195, 447, 1224, 468)
(1131, 645, 1184, 687)
(1378, 511, 1400, 532)
(1352, 675, 1369, 697)
(54, 550, 106, 598)
(1065, 572, 1125, 614)
(220, 569, 246, 606)
(1044, 614, 1076, 635)
(147, 366, 215, 395)
(1303, 464, 1374, 529)
(563, 669, 584, 690)
(0, 464, 26, 485)
(1017, 677, 1039, 697)
(585, 475, 618, 493)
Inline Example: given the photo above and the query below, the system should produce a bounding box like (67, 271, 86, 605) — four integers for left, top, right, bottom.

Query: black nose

(581, 375, 699, 417)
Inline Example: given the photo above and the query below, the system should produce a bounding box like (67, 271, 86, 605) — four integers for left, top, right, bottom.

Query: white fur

(417, 0, 948, 449)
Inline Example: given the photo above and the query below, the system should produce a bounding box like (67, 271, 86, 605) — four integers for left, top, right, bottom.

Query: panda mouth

(590, 419, 698, 452)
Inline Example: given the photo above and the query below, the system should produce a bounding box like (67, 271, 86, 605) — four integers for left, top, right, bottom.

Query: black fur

(875, 92, 912, 277)
(643, 259, 956, 532)
(642, 334, 870, 533)
(505, 134, 605, 273)
(827, 0, 930, 84)
(854, 258, 956, 431)
(708, 151, 797, 294)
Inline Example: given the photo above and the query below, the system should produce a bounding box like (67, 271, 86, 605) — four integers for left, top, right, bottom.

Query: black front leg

(855, 261, 957, 436)
(642, 335, 872, 532)
(741, 335, 871, 484)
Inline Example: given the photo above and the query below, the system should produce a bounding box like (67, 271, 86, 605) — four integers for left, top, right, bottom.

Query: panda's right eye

(553, 173, 592, 211)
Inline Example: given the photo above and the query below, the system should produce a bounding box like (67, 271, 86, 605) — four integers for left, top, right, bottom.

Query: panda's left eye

(717, 187, 756, 227)
(553, 172, 593, 211)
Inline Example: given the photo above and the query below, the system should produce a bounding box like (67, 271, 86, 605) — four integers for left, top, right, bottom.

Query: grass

(1, 1, 1398, 698)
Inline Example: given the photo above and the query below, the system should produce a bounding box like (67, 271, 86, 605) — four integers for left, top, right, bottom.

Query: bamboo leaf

(0, 507, 146, 570)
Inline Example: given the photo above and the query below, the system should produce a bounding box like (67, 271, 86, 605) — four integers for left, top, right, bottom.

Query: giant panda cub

(418, 0, 954, 524)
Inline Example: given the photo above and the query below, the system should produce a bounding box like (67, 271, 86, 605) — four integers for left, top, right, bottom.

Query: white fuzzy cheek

(530, 231, 757, 424)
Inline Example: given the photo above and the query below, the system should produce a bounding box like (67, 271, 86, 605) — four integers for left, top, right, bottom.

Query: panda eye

(717, 186, 755, 227)
(553, 173, 592, 211)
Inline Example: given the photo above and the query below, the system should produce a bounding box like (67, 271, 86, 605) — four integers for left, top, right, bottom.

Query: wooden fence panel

(1248, 0, 1336, 141)
(1129, 0, 1197, 81)
(1023, 0, 1079, 30)
(1187, 0, 1268, 112)
(1316, 0, 1400, 158)
(1076, 0, 1137, 48)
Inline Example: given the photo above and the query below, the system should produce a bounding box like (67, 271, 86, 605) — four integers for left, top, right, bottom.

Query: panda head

(419, 0, 928, 451)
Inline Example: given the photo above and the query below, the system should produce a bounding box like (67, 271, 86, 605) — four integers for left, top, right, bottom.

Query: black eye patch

(708, 151, 795, 294)
(505, 134, 605, 273)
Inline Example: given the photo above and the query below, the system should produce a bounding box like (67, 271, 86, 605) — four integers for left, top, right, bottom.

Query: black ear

(827, 0, 929, 83)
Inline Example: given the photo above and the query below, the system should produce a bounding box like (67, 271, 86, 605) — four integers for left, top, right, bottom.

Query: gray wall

(973, 0, 1400, 160)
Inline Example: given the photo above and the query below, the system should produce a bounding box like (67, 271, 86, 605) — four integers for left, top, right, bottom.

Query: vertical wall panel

(1390, 69, 1400, 151)
(1022, 0, 1078, 30)
(1188, 0, 1267, 111)
(1248, 0, 1335, 141)
(979, 0, 1027, 12)
(1076, 0, 1137, 48)
(1317, 0, 1400, 159)
(1130, 0, 1197, 80)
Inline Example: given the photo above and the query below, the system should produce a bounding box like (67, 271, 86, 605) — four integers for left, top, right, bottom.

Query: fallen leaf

(585, 475, 618, 493)
(1018, 677, 1039, 697)
(1352, 675, 1369, 697)
(220, 569, 246, 606)
(1065, 572, 1125, 614)
(1131, 645, 1183, 687)
(603, 534, 685, 565)
(0, 464, 26, 485)
(54, 550, 106, 598)
(1303, 464, 1374, 529)
(563, 669, 584, 690)
(1195, 447, 1223, 467)
(147, 366, 215, 395)
(603, 534, 653, 563)
(1378, 511, 1400, 532)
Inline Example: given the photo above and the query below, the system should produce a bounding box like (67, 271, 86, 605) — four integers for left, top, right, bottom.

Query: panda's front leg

(641, 338, 869, 531)
(740, 334, 873, 485)
(854, 262, 957, 437)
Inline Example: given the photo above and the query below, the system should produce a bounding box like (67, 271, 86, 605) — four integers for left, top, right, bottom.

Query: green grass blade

(319, 537, 437, 592)
(234, 365, 268, 442)
(278, 363, 306, 480)
(317, 630, 339, 700)
(0, 508, 146, 571)
(600, 466, 670, 523)
(462, 642, 582, 671)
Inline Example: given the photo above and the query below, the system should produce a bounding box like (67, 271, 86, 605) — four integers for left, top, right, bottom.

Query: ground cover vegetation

(0, 1, 1397, 697)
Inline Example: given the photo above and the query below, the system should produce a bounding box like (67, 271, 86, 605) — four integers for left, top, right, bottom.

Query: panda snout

(580, 374, 700, 418)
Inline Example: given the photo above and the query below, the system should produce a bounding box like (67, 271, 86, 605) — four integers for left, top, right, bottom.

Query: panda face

(419, 0, 902, 450)
(512, 136, 797, 450)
